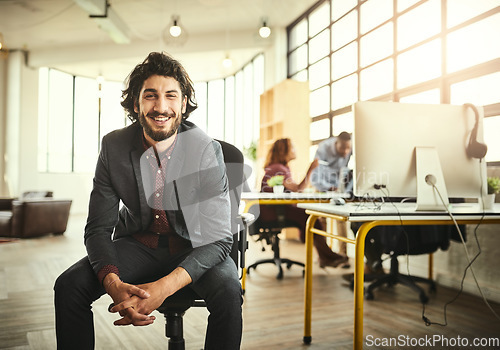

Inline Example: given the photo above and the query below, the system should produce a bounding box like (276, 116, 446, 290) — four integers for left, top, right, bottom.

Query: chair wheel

(286, 262, 292, 269)
(276, 271, 283, 280)
(349, 280, 354, 290)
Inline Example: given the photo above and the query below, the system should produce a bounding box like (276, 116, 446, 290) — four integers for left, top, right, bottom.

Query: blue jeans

(54, 236, 242, 350)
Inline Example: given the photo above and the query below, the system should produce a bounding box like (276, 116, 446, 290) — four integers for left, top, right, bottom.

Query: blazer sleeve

(84, 135, 122, 277)
(176, 140, 233, 283)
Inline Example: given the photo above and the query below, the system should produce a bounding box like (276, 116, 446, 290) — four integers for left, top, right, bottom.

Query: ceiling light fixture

(259, 21, 271, 39)
(169, 16, 182, 38)
(222, 55, 232, 69)
(163, 15, 188, 46)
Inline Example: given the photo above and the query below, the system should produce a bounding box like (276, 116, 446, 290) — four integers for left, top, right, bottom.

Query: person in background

(310, 131, 353, 268)
(259, 138, 348, 268)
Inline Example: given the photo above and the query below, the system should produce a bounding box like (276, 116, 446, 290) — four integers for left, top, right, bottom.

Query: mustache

(146, 111, 175, 118)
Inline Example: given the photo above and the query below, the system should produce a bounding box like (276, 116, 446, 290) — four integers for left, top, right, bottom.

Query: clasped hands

(106, 279, 165, 327)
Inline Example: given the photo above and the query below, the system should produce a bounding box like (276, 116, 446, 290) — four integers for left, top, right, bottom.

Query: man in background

(311, 131, 352, 267)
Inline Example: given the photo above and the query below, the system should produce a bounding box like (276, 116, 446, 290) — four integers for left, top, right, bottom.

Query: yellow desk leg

(241, 267, 247, 294)
(303, 214, 318, 345)
(353, 222, 373, 350)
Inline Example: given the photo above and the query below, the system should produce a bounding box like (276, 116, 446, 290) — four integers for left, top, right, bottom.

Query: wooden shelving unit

(257, 79, 311, 188)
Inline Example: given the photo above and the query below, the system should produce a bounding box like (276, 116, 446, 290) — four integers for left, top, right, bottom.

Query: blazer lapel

(130, 128, 151, 229)
(164, 137, 185, 211)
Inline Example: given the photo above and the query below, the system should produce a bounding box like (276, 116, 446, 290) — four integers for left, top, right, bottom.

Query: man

(311, 131, 352, 267)
(54, 52, 242, 349)
(312, 132, 384, 277)
(310, 131, 352, 193)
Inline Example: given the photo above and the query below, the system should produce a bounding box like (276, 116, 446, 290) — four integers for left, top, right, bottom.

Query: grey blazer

(84, 121, 233, 283)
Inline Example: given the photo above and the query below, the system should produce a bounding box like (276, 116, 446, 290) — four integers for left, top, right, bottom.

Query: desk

(240, 192, 346, 290)
(241, 191, 345, 213)
(297, 202, 500, 350)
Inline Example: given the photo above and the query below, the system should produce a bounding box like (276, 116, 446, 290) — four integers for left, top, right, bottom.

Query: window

(44, 69, 74, 173)
(397, 0, 440, 51)
(192, 54, 264, 151)
(73, 77, 99, 173)
(446, 13, 500, 73)
(397, 39, 441, 88)
(190, 82, 208, 132)
(360, 22, 393, 67)
(39, 70, 133, 173)
(207, 79, 225, 140)
(39, 54, 264, 172)
(287, 0, 500, 163)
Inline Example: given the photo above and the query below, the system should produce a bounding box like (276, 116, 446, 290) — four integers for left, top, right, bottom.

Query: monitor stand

(415, 147, 449, 211)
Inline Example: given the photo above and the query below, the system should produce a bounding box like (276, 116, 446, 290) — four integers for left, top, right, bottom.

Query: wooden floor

(1, 214, 499, 350)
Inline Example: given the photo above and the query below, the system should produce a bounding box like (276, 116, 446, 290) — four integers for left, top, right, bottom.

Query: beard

(139, 111, 182, 142)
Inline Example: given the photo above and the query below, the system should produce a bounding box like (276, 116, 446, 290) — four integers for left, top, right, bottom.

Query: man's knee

(54, 258, 101, 304)
(196, 260, 242, 306)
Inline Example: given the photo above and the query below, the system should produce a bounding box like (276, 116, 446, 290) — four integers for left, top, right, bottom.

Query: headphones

(464, 103, 488, 159)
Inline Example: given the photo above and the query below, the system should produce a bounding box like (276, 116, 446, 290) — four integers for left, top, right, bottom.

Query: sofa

(0, 195, 72, 238)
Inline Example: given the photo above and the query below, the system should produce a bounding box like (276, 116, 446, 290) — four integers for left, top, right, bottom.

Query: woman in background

(259, 138, 348, 268)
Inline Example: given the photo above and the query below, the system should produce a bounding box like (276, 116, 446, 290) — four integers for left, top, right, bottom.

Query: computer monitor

(352, 101, 488, 210)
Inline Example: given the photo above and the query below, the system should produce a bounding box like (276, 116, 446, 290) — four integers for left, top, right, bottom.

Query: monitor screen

(352, 101, 487, 210)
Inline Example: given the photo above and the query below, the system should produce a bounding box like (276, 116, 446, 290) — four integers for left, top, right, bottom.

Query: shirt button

(156, 193, 160, 197)
(157, 170, 161, 174)
(155, 215, 159, 219)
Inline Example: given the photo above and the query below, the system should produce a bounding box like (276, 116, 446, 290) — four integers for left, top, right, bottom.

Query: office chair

(156, 140, 248, 350)
(246, 205, 305, 280)
(352, 224, 459, 303)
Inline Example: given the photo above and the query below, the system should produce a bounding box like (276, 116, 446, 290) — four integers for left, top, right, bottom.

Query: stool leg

(165, 311, 186, 350)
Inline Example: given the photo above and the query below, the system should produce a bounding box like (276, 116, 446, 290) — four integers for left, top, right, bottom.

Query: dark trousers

(54, 236, 242, 350)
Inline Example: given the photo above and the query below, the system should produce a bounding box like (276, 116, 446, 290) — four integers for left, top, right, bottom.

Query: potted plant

(487, 176, 500, 195)
(484, 176, 500, 209)
(267, 175, 285, 193)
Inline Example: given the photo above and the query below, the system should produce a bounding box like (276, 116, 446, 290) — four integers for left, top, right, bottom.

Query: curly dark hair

(121, 52, 198, 122)
(264, 138, 292, 167)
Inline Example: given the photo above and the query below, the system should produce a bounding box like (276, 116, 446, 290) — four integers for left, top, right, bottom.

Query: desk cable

(379, 189, 414, 292)
(422, 182, 500, 326)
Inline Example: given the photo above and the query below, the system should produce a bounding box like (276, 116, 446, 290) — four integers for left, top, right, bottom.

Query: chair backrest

(351, 223, 453, 256)
(22, 191, 53, 199)
(216, 140, 245, 268)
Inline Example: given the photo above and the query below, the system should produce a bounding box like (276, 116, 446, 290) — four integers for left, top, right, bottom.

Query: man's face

(135, 75, 187, 143)
(335, 140, 352, 158)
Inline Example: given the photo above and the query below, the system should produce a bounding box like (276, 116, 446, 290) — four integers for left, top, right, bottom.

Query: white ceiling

(0, 0, 317, 82)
